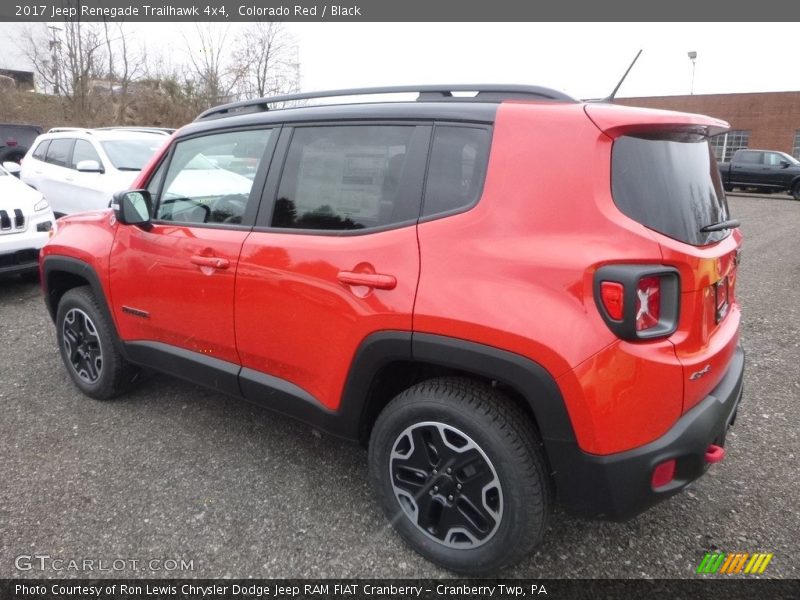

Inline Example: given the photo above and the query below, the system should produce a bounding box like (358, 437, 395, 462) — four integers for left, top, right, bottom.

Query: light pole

(47, 25, 62, 95)
(688, 51, 697, 95)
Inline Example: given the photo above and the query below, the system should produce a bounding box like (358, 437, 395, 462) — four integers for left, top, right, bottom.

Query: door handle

(190, 255, 230, 270)
(337, 271, 397, 290)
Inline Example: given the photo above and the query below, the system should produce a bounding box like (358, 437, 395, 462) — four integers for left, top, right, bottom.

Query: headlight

(34, 197, 49, 212)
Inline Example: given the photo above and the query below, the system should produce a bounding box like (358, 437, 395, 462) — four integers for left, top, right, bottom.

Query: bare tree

(233, 22, 300, 100)
(101, 21, 145, 124)
(22, 21, 108, 124)
(184, 24, 243, 109)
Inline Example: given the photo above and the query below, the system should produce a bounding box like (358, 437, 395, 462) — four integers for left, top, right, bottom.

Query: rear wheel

(792, 182, 800, 201)
(56, 286, 141, 400)
(368, 377, 552, 574)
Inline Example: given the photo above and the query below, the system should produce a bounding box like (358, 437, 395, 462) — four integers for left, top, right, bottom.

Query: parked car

(40, 85, 744, 574)
(20, 128, 168, 216)
(0, 123, 42, 165)
(718, 148, 800, 199)
(0, 161, 54, 279)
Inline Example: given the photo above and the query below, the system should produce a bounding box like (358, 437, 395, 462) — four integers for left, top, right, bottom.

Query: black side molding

(124, 341, 241, 397)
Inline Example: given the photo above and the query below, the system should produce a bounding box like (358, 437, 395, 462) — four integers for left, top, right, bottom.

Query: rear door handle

(190, 255, 230, 270)
(337, 271, 397, 290)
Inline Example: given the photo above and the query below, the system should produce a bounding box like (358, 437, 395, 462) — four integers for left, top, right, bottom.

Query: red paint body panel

(40, 209, 118, 321)
(235, 227, 419, 409)
(109, 224, 248, 365)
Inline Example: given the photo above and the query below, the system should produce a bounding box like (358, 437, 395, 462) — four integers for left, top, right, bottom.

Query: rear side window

(736, 151, 762, 164)
(45, 138, 73, 167)
(422, 126, 491, 217)
(612, 134, 731, 246)
(32, 140, 49, 160)
(272, 125, 428, 231)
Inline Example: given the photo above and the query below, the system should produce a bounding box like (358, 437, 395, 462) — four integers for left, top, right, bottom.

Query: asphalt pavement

(0, 194, 798, 579)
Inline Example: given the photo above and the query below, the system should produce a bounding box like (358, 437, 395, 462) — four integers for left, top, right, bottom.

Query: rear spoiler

(584, 103, 730, 138)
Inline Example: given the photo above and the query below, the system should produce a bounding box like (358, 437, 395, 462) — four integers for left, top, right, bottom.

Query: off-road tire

(56, 286, 140, 400)
(368, 377, 552, 574)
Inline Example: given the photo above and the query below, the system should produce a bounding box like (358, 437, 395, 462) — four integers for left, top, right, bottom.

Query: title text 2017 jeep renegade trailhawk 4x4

(41, 85, 744, 574)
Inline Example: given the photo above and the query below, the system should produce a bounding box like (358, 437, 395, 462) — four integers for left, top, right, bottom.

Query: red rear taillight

(600, 281, 624, 320)
(635, 276, 661, 331)
(594, 265, 680, 341)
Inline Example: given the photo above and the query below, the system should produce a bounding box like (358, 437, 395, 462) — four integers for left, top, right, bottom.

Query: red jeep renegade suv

(40, 85, 744, 574)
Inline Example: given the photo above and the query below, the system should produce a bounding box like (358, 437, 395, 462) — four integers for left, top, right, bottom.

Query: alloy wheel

(389, 421, 503, 548)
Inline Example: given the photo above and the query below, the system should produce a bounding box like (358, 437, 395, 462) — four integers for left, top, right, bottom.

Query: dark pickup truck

(718, 149, 800, 200)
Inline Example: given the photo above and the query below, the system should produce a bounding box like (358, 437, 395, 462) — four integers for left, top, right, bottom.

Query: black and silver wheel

(56, 286, 140, 400)
(369, 377, 552, 574)
(62, 307, 104, 384)
(389, 421, 503, 548)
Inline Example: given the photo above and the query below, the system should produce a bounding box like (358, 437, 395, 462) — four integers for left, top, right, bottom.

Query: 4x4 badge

(690, 364, 712, 380)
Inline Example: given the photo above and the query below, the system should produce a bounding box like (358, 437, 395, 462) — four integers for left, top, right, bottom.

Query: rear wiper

(700, 219, 741, 233)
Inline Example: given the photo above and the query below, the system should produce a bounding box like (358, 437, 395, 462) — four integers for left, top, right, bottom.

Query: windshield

(100, 138, 163, 171)
(612, 133, 731, 246)
(780, 152, 800, 165)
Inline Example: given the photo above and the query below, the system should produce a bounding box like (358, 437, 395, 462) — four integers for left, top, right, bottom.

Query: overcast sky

(2, 22, 798, 99)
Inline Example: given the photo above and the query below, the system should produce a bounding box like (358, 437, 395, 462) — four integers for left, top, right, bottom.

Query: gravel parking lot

(0, 194, 798, 579)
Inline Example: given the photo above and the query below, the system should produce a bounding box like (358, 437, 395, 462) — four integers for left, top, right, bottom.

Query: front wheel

(368, 377, 552, 574)
(56, 286, 140, 400)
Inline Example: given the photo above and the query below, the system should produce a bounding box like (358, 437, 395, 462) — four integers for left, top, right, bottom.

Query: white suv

(20, 128, 169, 217)
(0, 161, 55, 279)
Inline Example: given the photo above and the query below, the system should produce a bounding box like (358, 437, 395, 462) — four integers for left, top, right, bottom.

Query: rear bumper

(548, 344, 744, 518)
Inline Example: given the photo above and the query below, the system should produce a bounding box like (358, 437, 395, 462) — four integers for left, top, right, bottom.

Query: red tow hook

(705, 444, 726, 464)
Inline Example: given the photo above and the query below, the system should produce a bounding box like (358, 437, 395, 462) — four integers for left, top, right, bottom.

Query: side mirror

(780, 160, 791, 168)
(76, 159, 104, 173)
(112, 190, 152, 228)
(2, 161, 21, 177)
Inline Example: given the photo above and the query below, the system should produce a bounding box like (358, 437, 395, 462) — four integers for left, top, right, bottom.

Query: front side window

(764, 152, 795, 166)
(71, 139, 102, 169)
(154, 129, 272, 225)
(45, 138, 73, 167)
(272, 125, 426, 231)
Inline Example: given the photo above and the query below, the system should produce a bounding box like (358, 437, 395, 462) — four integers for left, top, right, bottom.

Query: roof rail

(47, 127, 91, 134)
(195, 84, 575, 121)
(94, 126, 176, 135)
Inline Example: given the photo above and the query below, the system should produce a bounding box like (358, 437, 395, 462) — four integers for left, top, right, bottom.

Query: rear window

(1, 125, 41, 149)
(611, 134, 731, 246)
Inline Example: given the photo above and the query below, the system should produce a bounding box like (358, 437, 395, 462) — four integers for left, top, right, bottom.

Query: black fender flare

(337, 331, 577, 447)
(41, 255, 116, 332)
